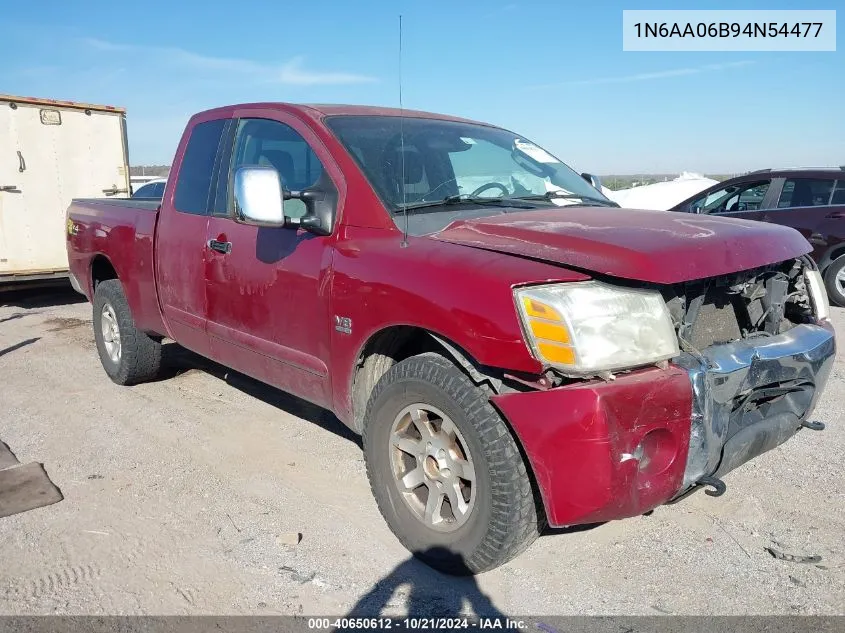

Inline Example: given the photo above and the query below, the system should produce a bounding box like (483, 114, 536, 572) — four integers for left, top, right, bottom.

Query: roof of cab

(192, 102, 485, 125)
(302, 103, 480, 123)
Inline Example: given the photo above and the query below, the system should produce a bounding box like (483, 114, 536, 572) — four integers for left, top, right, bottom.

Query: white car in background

(604, 172, 719, 210)
(131, 178, 167, 199)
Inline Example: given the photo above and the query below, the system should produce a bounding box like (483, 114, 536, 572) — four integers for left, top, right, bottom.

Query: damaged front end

(492, 256, 835, 528)
(661, 257, 836, 500)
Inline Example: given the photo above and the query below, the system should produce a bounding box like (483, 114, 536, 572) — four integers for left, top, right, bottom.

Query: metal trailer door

(0, 104, 30, 275)
(0, 98, 129, 278)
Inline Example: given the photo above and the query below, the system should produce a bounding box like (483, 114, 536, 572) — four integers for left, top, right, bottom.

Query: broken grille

(661, 258, 816, 352)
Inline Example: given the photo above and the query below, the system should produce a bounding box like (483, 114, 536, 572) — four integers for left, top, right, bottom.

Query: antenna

(399, 14, 409, 247)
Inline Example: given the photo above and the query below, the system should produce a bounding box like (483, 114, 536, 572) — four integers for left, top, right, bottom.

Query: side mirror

(581, 172, 603, 191)
(233, 166, 285, 227)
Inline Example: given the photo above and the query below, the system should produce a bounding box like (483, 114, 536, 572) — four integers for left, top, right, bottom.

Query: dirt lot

(0, 285, 843, 616)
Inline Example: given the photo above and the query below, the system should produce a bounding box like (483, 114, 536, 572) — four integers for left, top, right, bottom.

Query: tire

(362, 352, 540, 575)
(823, 256, 845, 308)
(92, 279, 162, 385)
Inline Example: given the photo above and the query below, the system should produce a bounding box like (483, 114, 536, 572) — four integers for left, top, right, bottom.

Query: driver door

(203, 111, 338, 409)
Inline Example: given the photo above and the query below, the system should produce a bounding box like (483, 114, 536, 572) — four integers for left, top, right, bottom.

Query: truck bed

(66, 196, 165, 335)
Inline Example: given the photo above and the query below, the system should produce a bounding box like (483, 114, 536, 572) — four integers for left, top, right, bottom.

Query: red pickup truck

(66, 103, 836, 574)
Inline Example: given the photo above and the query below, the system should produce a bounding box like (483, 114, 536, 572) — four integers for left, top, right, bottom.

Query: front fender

(327, 228, 588, 424)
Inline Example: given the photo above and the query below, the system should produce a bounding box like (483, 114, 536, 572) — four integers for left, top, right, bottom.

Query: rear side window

(777, 178, 835, 208)
(174, 119, 227, 215)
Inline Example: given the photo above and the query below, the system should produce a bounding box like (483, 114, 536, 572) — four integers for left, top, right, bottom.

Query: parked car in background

(130, 175, 163, 190)
(66, 103, 834, 574)
(670, 168, 845, 306)
(131, 178, 167, 199)
(0, 93, 129, 285)
(605, 172, 719, 211)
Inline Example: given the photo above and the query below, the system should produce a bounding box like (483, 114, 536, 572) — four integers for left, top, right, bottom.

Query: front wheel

(824, 256, 845, 307)
(362, 353, 541, 574)
(92, 279, 162, 385)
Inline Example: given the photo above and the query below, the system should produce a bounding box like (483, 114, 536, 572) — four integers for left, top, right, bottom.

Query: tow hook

(801, 420, 825, 431)
(697, 475, 727, 497)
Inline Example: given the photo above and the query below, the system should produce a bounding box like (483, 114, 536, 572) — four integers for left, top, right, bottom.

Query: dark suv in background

(670, 168, 845, 306)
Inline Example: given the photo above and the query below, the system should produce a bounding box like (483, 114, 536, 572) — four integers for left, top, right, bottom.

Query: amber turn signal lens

(529, 320, 570, 343)
(536, 342, 575, 365)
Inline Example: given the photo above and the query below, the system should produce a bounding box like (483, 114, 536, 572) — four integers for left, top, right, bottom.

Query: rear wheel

(362, 353, 540, 575)
(92, 279, 162, 385)
(824, 256, 845, 307)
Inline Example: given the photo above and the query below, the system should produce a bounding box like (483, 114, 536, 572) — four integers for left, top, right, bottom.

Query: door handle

(17, 151, 25, 173)
(0, 185, 19, 192)
(207, 239, 232, 254)
(824, 211, 845, 220)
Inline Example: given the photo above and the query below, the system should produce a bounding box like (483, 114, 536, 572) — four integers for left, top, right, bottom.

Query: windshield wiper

(393, 194, 530, 214)
(514, 192, 619, 207)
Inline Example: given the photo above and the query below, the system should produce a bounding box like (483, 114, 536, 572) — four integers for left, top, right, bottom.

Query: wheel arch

(87, 252, 165, 336)
(90, 254, 118, 294)
(349, 324, 505, 433)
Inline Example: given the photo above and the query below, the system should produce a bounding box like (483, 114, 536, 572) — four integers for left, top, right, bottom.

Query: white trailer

(0, 94, 130, 284)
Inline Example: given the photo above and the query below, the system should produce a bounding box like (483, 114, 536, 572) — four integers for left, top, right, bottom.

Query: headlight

(804, 269, 830, 321)
(514, 281, 679, 375)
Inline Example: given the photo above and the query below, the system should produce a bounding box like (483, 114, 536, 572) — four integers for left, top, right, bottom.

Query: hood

(430, 207, 811, 284)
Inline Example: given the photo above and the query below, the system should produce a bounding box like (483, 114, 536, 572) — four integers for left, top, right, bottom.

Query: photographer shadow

(345, 547, 505, 621)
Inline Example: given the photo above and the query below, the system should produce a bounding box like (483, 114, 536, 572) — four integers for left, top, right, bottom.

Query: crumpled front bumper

(673, 322, 835, 498)
(492, 321, 835, 528)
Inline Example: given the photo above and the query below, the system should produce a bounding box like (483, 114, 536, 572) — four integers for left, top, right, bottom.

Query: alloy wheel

(389, 404, 476, 532)
(100, 303, 121, 363)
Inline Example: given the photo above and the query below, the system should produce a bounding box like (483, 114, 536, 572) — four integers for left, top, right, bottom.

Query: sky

(1, 0, 842, 174)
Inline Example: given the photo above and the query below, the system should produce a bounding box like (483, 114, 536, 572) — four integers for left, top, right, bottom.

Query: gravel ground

(0, 284, 843, 616)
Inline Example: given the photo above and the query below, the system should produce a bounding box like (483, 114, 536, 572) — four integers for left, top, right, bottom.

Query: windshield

(325, 115, 612, 233)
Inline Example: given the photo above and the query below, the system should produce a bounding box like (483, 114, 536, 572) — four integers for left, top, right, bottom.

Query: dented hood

(431, 207, 812, 284)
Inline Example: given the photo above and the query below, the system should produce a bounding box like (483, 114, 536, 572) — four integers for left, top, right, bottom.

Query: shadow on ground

(544, 522, 605, 536)
(0, 338, 40, 359)
(158, 342, 361, 447)
(344, 547, 505, 619)
(0, 282, 85, 310)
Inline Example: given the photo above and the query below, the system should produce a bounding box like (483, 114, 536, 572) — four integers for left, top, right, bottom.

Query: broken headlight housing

(514, 281, 680, 375)
(804, 269, 830, 322)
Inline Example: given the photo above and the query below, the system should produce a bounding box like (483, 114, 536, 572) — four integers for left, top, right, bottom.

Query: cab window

(229, 118, 324, 219)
